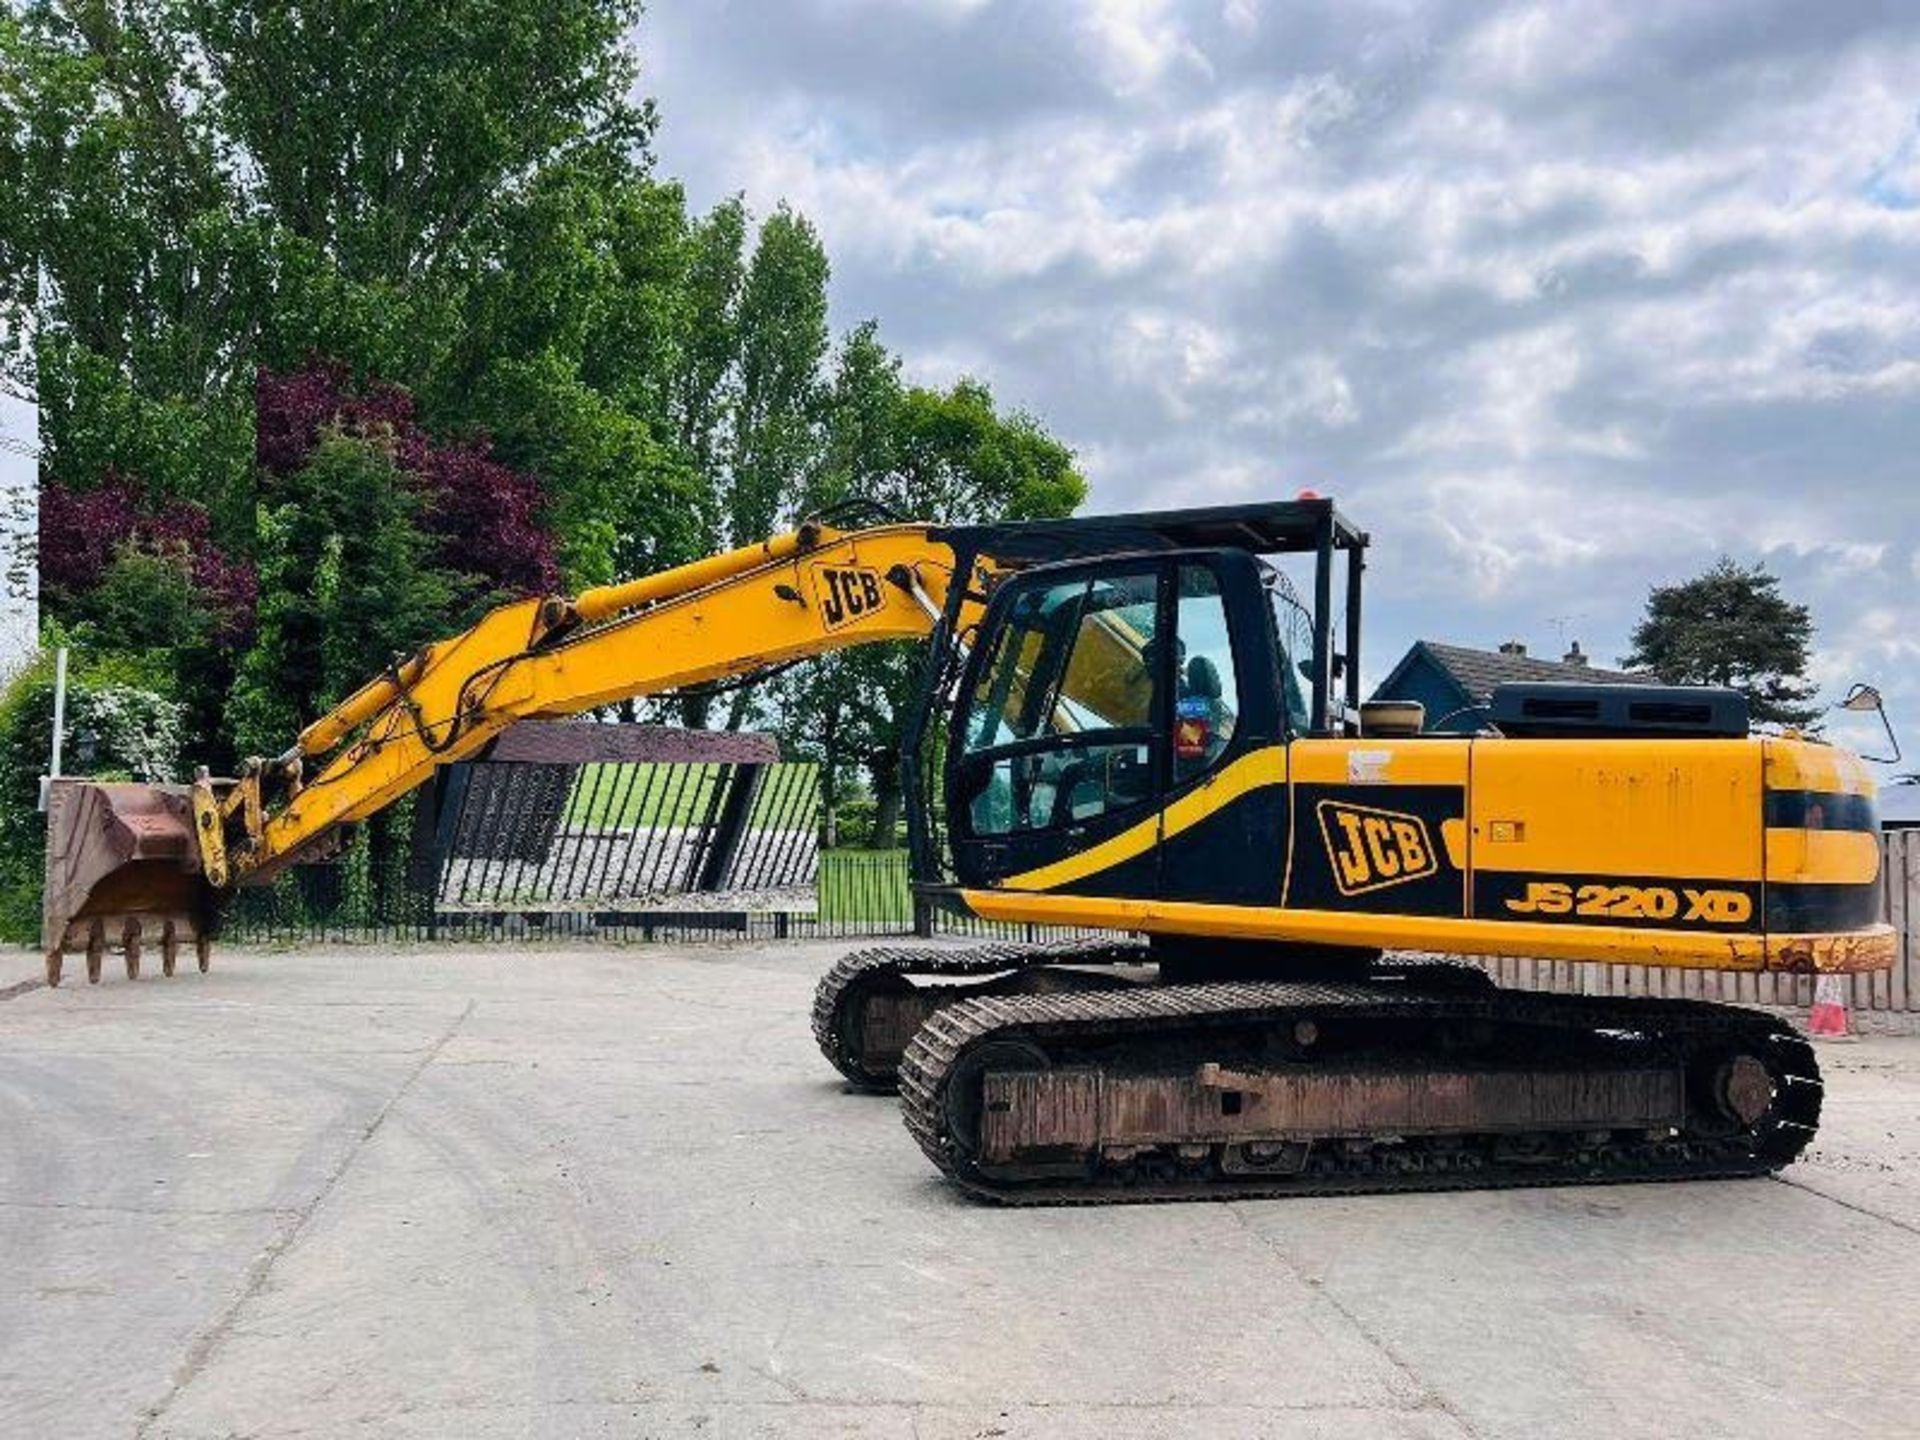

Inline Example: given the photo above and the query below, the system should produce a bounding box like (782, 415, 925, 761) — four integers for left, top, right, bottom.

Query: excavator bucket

(41, 779, 215, 987)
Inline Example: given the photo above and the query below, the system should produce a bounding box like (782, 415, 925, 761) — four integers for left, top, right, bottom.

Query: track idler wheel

(942, 1038, 1050, 1165)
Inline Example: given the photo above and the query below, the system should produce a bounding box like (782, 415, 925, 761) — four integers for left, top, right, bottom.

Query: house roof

(1380, 641, 1644, 708)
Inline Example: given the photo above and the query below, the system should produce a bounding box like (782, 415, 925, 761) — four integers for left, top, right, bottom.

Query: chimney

(1497, 640, 1527, 657)
(1562, 640, 1588, 668)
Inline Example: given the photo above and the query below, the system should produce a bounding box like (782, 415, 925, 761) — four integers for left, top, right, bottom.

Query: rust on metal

(859, 991, 942, 1073)
(41, 779, 212, 986)
(899, 977, 1823, 1203)
(1719, 1055, 1774, 1127)
(979, 1064, 1686, 1166)
(1766, 925, 1896, 975)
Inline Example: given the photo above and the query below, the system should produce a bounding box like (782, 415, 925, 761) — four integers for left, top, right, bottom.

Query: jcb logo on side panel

(1317, 801, 1439, 896)
(810, 565, 886, 631)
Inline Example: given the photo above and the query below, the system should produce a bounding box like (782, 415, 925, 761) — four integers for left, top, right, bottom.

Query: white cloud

(1074, 0, 1214, 94)
(642, 0, 1920, 762)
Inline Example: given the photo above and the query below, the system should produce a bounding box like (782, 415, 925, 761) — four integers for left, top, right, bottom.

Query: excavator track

(811, 941, 1499, 1091)
(811, 941, 1501, 1091)
(897, 980, 1820, 1205)
(810, 939, 1149, 1090)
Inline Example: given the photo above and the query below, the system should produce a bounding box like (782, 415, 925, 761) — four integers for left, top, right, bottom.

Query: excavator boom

(42, 520, 971, 978)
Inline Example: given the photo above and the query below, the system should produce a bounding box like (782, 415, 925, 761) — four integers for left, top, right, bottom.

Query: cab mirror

(1837, 682, 1900, 764)
(1841, 683, 1883, 713)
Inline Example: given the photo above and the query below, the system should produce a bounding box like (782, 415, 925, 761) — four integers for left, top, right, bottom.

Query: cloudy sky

(640, 0, 1920, 767)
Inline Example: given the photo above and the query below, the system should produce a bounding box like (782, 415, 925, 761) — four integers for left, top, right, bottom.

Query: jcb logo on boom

(1318, 801, 1439, 896)
(811, 565, 886, 631)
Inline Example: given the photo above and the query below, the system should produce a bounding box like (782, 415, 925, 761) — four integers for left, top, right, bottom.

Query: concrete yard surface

(2, 941, 1917, 1439)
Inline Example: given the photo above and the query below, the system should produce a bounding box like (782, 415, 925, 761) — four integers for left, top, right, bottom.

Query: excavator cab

(943, 549, 1283, 897)
(912, 498, 1368, 908)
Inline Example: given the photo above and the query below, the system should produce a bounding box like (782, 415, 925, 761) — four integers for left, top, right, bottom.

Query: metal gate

(417, 722, 820, 921)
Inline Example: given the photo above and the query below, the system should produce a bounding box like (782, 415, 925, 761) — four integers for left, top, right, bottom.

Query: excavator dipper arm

(42, 521, 971, 980)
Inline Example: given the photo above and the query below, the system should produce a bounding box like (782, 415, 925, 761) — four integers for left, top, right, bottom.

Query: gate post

(696, 763, 765, 892)
(403, 776, 447, 938)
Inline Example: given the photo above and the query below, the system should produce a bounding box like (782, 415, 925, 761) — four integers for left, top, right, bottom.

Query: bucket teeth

(41, 778, 219, 987)
(44, 913, 206, 987)
(44, 915, 208, 984)
(85, 920, 104, 984)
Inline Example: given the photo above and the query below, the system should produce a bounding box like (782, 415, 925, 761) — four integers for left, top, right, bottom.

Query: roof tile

(1418, 641, 1643, 704)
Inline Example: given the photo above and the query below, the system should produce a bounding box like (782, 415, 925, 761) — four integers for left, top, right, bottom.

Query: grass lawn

(565, 762, 817, 829)
(816, 849, 914, 924)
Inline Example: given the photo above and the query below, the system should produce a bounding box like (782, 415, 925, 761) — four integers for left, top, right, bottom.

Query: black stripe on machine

(1763, 790, 1879, 833)
(1765, 882, 1884, 933)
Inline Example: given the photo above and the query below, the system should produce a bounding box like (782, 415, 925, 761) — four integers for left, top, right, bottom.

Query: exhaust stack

(41, 779, 215, 985)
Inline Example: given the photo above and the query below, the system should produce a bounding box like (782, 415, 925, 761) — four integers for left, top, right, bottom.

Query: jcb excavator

(42, 497, 1892, 1203)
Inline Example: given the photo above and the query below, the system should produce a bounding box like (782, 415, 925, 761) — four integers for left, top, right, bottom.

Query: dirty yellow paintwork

(1467, 738, 1764, 881)
(1765, 737, 1877, 796)
(1287, 737, 1474, 787)
(1765, 828, 1883, 886)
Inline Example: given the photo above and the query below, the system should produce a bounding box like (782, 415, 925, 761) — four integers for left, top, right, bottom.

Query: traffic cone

(1808, 973, 1853, 1041)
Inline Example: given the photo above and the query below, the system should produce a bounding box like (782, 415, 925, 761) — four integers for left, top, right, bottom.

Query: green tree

(1, 0, 658, 545)
(774, 327, 1086, 845)
(186, 0, 649, 285)
(72, 544, 217, 659)
(229, 433, 454, 755)
(470, 351, 705, 591)
(3, 0, 1093, 901)
(5, 0, 710, 762)
(1622, 558, 1821, 728)
(672, 196, 748, 480)
(701, 205, 830, 728)
(728, 205, 829, 548)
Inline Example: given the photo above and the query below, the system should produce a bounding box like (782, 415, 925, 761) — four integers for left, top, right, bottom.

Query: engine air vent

(1489, 682, 1748, 739)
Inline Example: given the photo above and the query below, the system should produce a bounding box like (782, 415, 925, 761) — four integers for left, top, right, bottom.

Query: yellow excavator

(41, 498, 1892, 1202)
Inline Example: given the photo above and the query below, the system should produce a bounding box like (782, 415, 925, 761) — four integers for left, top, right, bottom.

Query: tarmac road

(1, 940, 1916, 1439)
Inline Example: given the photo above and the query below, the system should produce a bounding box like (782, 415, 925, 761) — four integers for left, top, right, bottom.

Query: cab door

(947, 561, 1168, 897)
(1151, 556, 1293, 907)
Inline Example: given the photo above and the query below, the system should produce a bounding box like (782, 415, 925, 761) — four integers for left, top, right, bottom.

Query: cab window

(1172, 564, 1239, 782)
(1263, 568, 1311, 735)
(961, 570, 1160, 835)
